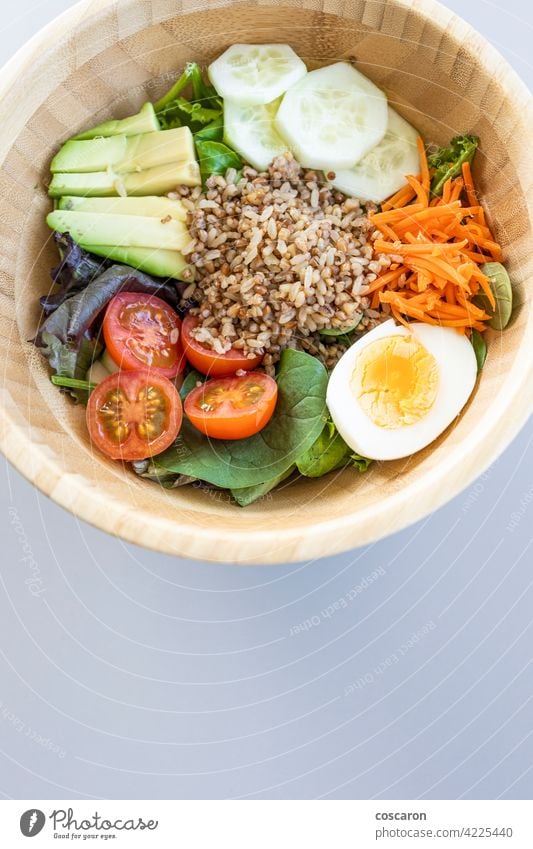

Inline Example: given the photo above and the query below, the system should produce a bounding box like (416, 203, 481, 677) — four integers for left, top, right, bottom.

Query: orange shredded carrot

(462, 162, 477, 208)
(448, 178, 463, 202)
(417, 137, 430, 195)
(406, 174, 429, 207)
(381, 182, 417, 211)
(363, 266, 405, 294)
(370, 164, 503, 331)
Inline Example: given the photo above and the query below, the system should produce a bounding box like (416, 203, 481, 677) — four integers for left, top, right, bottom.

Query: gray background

(1, 0, 532, 801)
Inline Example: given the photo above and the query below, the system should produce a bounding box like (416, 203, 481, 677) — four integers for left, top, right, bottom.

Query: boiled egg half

(326, 319, 478, 461)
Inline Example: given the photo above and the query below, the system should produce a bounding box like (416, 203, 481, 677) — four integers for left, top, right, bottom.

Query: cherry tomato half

(87, 370, 182, 461)
(181, 315, 263, 377)
(184, 372, 277, 440)
(103, 292, 186, 379)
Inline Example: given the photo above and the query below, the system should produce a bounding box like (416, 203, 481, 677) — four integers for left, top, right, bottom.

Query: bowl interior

(0, 0, 531, 562)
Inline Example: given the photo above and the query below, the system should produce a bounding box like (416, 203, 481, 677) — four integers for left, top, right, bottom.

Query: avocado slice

(47, 209, 190, 251)
(72, 102, 160, 140)
(51, 135, 127, 174)
(58, 195, 187, 222)
(80, 244, 190, 280)
(51, 126, 195, 174)
(48, 160, 201, 197)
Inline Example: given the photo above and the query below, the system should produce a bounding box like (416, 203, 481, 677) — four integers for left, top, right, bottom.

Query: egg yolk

(351, 335, 439, 428)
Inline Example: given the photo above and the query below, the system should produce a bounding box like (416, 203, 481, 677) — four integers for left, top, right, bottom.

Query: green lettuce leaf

(154, 62, 221, 131)
(428, 134, 479, 196)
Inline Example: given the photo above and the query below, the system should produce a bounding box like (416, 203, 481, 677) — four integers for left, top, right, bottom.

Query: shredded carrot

(462, 162, 477, 208)
(406, 174, 429, 207)
(370, 162, 503, 331)
(381, 182, 417, 211)
(449, 178, 465, 203)
(363, 266, 405, 294)
(417, 137, 431, 195)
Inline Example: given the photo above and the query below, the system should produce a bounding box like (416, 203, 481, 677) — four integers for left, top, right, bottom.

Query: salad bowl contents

(36, 43, 513, 506)
(0, 0, 531, 561)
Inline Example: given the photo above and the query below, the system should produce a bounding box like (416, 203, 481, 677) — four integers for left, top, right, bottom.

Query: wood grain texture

(0, 0, 531, 563)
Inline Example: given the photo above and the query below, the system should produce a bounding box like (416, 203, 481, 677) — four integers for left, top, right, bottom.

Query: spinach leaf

(131, 459, 196, 489)
(195, 115, 224, 143)
(474, 262, 513, 330)
(319, 316, 363, 338)
(428, 135, 479, 196)
(351, 454, 373, 472)
(179, 369, 205, 401)
(297, 420, 350, 477)
(319, 315, 363, 346)
(195, 139, 243, 183)
(297, 419, 372, 477)
(231, 466, 296, 507)
(155, 348, 329, 488)
(470, 329, 487, 372)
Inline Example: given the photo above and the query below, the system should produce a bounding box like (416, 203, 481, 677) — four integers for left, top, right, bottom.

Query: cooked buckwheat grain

(178, 154, 390, 373)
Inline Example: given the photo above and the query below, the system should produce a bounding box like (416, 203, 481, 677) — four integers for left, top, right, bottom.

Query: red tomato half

(184, 372, 277, 440)
(87, 370, 182, 461)
(103, 292, 186, 379)
(181, 315, 263, 377)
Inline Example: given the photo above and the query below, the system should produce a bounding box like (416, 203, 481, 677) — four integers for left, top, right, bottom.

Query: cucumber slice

(330, 108, 420, 203)
(86, 360, 111, 385)
(275, 62, 388, 170)
(86, 350, 119, 385)
(208, 44, 307, 106)
(223, 98, 288, 170)
(101, 350, 120, 374)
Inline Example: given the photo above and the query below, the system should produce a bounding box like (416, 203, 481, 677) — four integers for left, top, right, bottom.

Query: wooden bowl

(0, 0, 531, 564)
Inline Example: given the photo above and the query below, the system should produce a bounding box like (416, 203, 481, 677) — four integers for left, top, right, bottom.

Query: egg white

(326, 320, 478, 461)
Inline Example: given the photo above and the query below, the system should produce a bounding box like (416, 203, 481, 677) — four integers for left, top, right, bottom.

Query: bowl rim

(0, 0, 532, 564)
